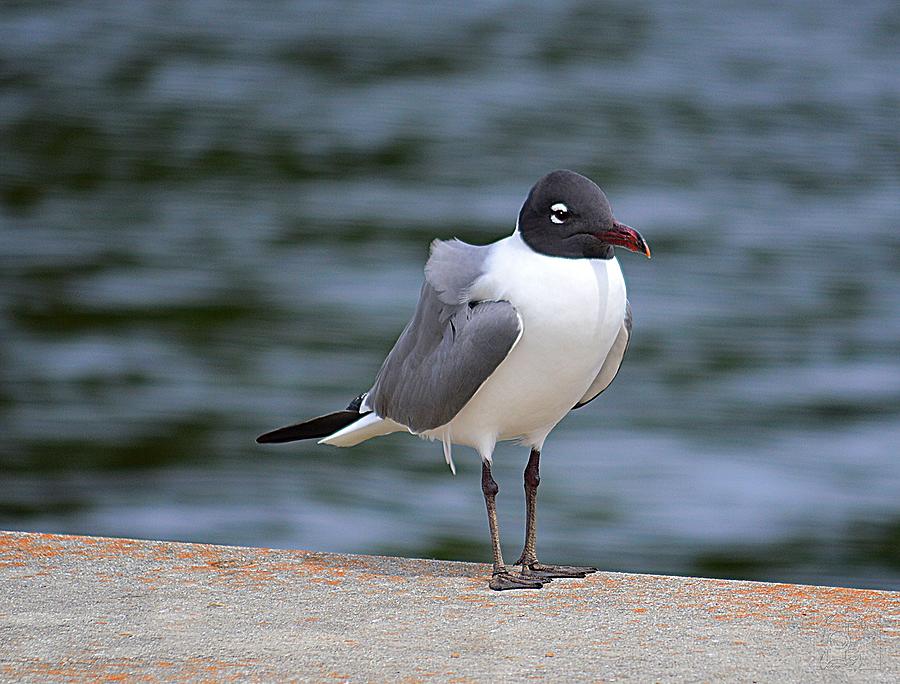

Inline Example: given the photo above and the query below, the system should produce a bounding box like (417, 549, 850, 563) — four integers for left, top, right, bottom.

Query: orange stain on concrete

(3, 530, 897, 655)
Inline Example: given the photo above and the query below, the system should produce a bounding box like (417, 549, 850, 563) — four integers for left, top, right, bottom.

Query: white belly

(428, 233, 627, 456)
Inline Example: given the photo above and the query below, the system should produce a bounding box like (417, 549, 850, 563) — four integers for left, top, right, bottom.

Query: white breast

(430, 232, 627, 457)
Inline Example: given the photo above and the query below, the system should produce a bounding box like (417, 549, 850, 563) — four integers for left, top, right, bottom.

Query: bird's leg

(514, 447, 541, 567)
(515, 448, 599, 580)
(481, 461, 543, 591)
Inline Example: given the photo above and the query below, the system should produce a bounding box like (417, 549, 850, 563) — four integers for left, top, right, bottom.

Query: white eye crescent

(550, 202, 569, 224)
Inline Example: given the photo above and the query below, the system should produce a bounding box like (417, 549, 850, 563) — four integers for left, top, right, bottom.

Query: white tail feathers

(320, 411, 458, 477)
(319, 413, 404, 447)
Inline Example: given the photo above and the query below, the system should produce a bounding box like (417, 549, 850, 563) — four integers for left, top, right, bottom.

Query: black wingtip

(256, 410, 371, 445)
(256, 432, 279, 444)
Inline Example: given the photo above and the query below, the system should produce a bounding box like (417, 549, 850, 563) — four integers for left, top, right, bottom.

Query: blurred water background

(1, 1, 898, 590)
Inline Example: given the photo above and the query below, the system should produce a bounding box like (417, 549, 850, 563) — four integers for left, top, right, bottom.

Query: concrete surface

(0, 531, 897, 682)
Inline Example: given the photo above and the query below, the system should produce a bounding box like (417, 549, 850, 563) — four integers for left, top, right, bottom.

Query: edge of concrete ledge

(2, 530, 898, 682)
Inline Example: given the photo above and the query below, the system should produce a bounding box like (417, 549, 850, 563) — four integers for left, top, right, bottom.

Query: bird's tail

(256, 394, 370, 444)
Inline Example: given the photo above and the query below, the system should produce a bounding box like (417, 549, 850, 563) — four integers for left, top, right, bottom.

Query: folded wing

(573, 300, 632, 409)
(368, 239, 522, 433)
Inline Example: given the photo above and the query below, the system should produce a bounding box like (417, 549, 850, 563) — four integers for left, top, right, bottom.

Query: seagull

(258, 170, 651, 590)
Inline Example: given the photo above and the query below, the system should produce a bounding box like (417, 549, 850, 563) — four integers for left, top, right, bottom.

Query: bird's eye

(550, 203, 569, 224)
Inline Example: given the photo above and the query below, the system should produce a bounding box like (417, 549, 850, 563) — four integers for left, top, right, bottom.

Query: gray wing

(424, 238, 490, 305)
(573, 300, 632, 409)
(368, 239, 521, 433)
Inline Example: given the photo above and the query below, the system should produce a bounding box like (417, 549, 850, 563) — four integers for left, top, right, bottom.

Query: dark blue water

(1, 1, 898, 589)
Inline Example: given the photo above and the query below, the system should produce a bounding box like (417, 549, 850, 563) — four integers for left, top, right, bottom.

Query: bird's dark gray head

(518, 170, 651, 260)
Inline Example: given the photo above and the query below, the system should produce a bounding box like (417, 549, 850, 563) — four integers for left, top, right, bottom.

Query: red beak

(594, 221, 651, 258)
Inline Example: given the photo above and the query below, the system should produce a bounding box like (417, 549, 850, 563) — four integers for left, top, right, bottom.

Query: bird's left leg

(515, 448, 598, 579)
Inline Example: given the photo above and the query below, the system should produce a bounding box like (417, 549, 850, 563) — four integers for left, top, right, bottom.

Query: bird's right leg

(514, 448, 597, 580)
(481, 461, 544, 591)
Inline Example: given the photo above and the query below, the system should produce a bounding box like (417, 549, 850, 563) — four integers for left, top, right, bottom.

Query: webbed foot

(489, 570, 547, 591)
(521, 562, 598, 579)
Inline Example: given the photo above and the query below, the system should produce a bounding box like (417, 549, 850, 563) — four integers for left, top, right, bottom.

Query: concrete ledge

(1, 531, 897, 682)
